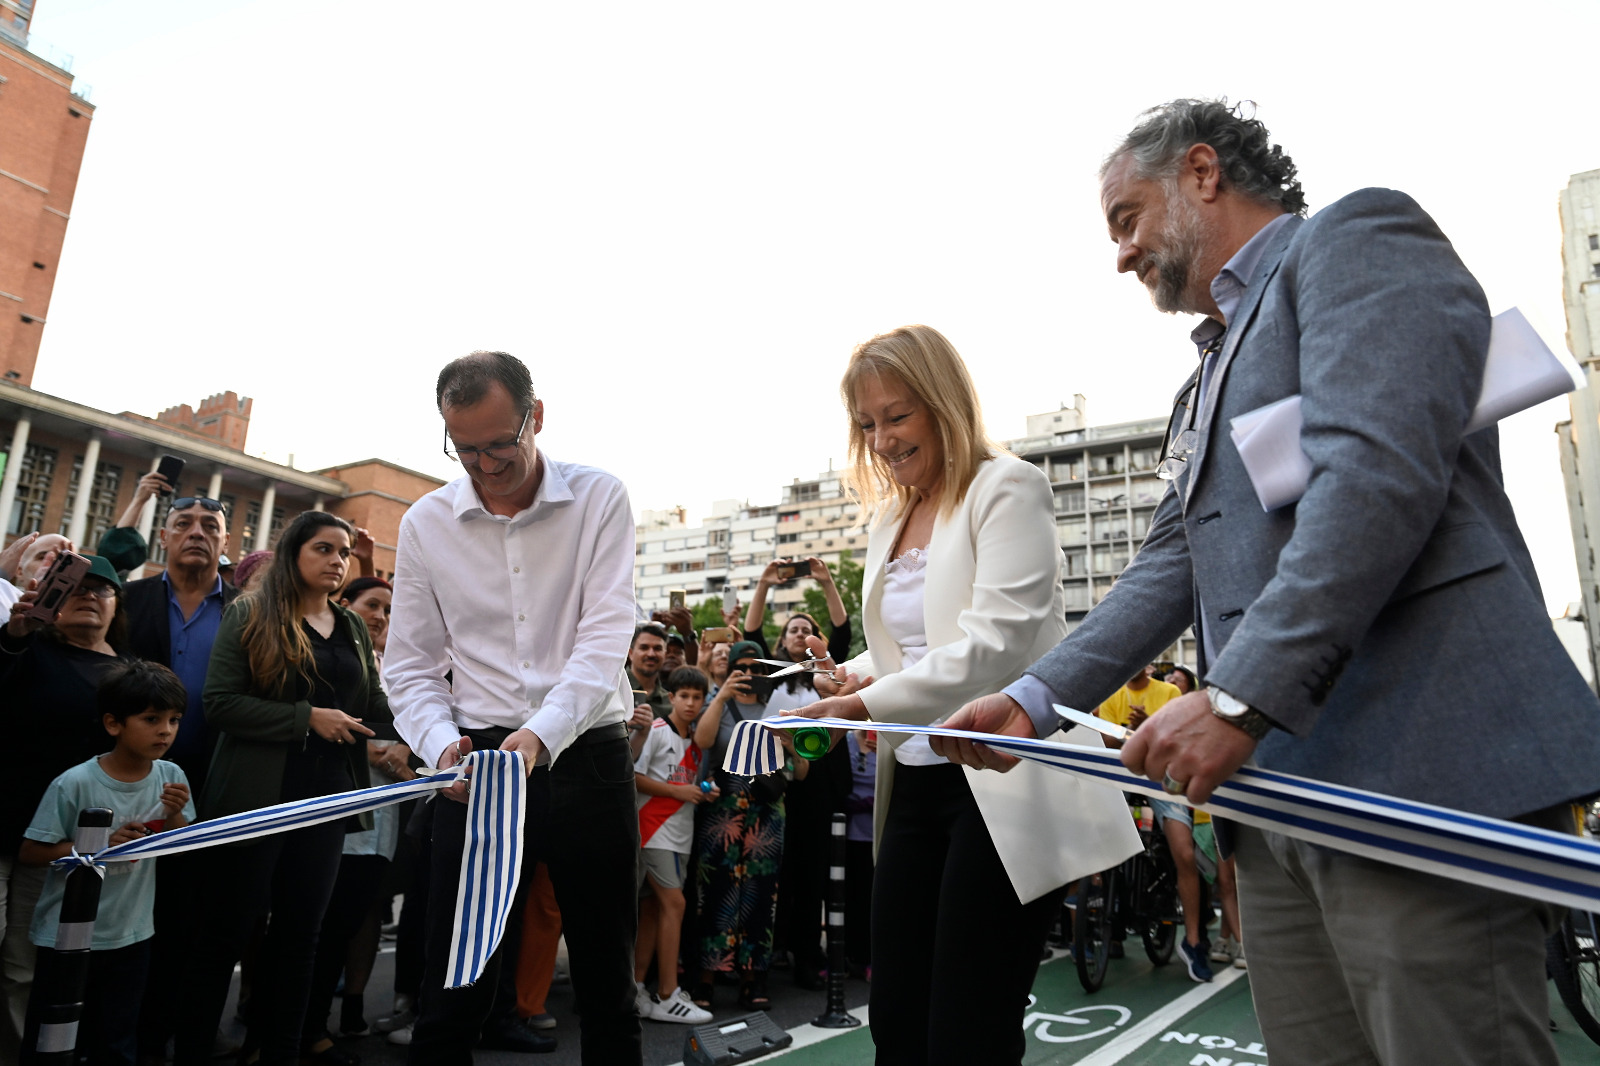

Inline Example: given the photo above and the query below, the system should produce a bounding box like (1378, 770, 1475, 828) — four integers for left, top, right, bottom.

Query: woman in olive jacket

(174, 512, 391, 1066)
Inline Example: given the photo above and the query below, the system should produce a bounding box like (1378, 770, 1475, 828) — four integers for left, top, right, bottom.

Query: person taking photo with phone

(0, 553, 126, 1058)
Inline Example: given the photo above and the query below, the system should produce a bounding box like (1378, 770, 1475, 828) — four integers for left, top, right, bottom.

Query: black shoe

(478, 1018, 558, 1054)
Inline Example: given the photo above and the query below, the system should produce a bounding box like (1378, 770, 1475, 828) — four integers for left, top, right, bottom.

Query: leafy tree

(803, 556, 867, 659)
(692, 595, 780, 649)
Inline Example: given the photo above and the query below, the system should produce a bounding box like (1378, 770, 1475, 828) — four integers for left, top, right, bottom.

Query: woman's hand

(7, 579, 46, 638)
(758, 561, 782, 587)
(795, 689, 871, 722)
(807, 556, 834, 585)
(369, 742, 416, 780)
(309, 706, 376, 745)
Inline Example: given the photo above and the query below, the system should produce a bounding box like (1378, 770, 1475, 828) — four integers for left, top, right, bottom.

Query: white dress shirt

(385, 456, 636, 768)
(878, 547, 940, 766)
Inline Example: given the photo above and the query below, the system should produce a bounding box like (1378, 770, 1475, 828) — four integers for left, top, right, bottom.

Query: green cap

(85, 554, 124, 589)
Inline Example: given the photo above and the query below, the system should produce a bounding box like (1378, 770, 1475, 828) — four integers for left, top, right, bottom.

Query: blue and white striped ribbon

(728, 717, 1600, 912)
(54, 749, 526, 988)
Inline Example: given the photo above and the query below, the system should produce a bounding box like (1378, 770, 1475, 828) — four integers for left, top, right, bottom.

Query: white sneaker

(1233, 940, 1247, 969)
(386, 1024, 413, 1046)
(646, 987, 713, 1025)
(1209, 936, 1237, 965)
(634, 982, 655, 1019)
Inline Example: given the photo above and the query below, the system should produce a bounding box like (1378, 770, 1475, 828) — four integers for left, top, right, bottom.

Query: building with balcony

(1006, 399, 1198, 668)
(1556, 167, 1600, 685)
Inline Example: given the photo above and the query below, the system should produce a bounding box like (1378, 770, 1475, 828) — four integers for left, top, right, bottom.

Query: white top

(880, 547, 942, 766)
(634, 719, 704, 853)
(764, 678, 820, 718)
(385, 457, 636, 768)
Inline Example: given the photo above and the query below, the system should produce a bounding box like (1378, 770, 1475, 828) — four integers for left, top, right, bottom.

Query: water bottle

(791, 726, 833, 761)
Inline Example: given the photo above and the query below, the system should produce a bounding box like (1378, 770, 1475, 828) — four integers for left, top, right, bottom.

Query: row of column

(0, 417, 282, 555)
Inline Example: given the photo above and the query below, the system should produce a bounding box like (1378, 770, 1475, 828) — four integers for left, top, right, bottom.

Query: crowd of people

(2, 94, 1599, 1066)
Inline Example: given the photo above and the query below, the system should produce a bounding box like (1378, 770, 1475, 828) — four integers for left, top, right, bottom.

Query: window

(57, 457, 123, 545)
(709, 529, 729, 547)
(1054, 489, 1084, 513)
(1130, 447, 1161, 473)
(1591, 234, 1599, 251)
(1090, 452, 1125, 477)
(267, 507, 285, 550)
(242, 500, 261, 550)
(1063, 581, 1091, 611)
(7, 443, 57, 535)
(778, 511, 801, 524)
(1592, 263, 1600, 279)
(777, 532, 799, 544)
(1057, 516, 1087, 547)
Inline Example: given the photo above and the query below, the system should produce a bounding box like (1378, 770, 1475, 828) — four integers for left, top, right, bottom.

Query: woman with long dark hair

(174, 512, 391, 1066)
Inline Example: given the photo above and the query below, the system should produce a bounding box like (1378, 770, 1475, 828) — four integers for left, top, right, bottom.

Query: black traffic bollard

(24, 807, 113, 1064)
(812, 812, 859, 1028)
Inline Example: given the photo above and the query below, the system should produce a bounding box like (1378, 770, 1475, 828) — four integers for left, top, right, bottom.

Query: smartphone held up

(24, 550, 92, 623)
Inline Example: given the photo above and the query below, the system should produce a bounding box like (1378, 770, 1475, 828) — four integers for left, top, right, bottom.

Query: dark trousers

(845, 839, 874, 969)
(303, 854, 388, 1042)
(408, 729, 642, 1066)
(23, 938, 151, 1066)
(172, 820, 345, 1066)
(394, 802, 433, 1000)
(869, 764, 1066, 1066)
(135, 850, 200, 1056)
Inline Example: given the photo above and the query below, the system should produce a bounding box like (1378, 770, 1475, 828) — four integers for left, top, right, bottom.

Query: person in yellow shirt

(1098, 666, 1216, 982)
(1096, 667, 1182, 732)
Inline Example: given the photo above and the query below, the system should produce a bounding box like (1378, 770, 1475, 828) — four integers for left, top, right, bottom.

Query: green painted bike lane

(751, 950, 1600, 1064)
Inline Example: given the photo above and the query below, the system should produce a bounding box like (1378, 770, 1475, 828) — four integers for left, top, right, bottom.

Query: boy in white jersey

(632, 667, 718, 1024)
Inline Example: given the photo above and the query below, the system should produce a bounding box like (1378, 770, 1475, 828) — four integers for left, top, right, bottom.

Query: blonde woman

(798, 325, 1137, 1065)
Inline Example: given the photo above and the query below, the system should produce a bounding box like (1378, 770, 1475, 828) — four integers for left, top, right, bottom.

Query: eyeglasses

(171, 497, 228, 517)
(69, 581, 117, 600)
(444, 407, 531, 466)
(1156, 332, 1226, 482)
(1156, 383, 1199, 481)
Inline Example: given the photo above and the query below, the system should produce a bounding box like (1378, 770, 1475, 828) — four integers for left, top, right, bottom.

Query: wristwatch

(1206, 686, 1275, 740)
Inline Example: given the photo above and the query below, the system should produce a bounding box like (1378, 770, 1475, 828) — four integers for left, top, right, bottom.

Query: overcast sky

(24, 0, 1600, 614)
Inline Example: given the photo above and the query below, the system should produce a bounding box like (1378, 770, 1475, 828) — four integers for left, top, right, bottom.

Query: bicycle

(1548, 800, 1600, 1044)
(1074, 798, 1181, 993)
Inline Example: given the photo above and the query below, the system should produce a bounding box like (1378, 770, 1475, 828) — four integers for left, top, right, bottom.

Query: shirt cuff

(1004, 674, 1063, 740)
(524, 706, 574, 766)
(418, 723, 466, 771)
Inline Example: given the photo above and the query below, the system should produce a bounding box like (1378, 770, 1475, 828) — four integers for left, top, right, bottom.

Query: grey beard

(1146, 190, 1211, 316)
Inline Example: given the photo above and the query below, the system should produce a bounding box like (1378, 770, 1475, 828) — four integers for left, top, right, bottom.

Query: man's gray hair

(1103, 99, 1307, 217)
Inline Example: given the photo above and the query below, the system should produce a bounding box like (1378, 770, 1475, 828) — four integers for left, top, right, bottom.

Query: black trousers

(869, 763, 1066, 1066)
(303, 853, 388, 1041)
(172, 819, 346, 1066)
(408, 728, 641, 1066)
(23, 938, 151, 1066)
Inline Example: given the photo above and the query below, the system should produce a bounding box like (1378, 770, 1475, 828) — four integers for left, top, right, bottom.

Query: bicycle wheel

(1074, 866, 1119, 993)
(1142, 917, 1176, 965)
(1549, 911, 1600, 1044)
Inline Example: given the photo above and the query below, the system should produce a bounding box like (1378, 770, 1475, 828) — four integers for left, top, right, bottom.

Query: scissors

(753, 656, 836, 680)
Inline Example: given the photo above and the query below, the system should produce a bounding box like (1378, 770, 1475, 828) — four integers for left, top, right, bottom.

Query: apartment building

(1005, 399, 1198, 668)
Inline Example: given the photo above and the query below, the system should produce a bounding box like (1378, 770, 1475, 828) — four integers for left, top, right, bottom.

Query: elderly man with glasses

(387, 350, 642, 1063)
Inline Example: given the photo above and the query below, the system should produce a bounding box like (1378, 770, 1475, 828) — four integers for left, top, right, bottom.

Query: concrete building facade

(0, 2, 93, 386)
(1005, 400, 1198, 668)
(632, 398, 1196, 668)
(1556, 168, 1600, 685)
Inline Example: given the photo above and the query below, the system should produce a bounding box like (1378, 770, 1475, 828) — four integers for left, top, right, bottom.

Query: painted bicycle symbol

(1021, 994, 1133, 1043)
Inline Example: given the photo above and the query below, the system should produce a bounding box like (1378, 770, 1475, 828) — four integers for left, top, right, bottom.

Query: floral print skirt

(695, 790, 785, 973)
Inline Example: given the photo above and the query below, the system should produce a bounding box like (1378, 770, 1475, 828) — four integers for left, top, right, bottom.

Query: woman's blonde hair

(841, 324, 998, 519)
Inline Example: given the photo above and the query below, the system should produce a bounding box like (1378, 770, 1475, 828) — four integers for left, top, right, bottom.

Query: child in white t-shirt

(20, 659, 195, 1065)
(631, 667, 719, 1024)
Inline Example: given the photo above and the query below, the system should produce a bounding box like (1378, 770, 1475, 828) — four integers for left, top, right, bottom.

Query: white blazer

(845, 454, 1140, 903)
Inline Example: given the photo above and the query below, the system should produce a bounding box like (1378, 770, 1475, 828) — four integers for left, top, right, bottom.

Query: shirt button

(521, 661, 530, 668)
(518, 613, 526, 621)
(513, 566, 521, 574)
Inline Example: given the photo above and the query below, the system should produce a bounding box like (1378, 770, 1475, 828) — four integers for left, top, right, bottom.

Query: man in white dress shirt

(386, 350, 641, 1064)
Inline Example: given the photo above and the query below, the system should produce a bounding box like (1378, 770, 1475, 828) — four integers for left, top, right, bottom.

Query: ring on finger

(1161, 772, 1186, 795)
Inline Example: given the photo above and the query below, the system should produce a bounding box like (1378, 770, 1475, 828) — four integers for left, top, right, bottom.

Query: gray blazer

(1029, 188, 1600, 820)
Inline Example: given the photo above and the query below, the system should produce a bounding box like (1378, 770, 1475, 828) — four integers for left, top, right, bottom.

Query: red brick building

(0, 2, 93, 386)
